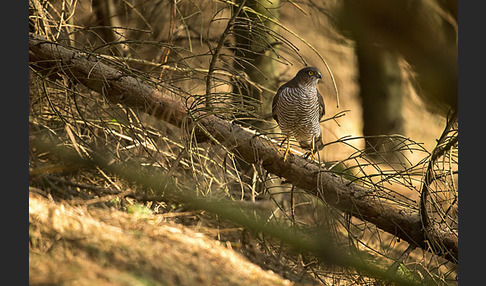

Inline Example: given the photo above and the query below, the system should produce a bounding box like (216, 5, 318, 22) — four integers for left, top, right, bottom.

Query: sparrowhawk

(272, 67, 325, 160)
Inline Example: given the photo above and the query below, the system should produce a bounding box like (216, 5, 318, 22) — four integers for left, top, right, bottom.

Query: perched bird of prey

(272, 67, 325, 160)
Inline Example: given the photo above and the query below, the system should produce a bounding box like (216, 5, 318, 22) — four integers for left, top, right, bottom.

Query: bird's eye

(308, 71, 314, 76)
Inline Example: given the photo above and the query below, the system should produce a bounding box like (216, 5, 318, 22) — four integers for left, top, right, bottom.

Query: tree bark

(355, 41, 405, 157)
(91, 0, 127, 56)
(29, 34, 457, 263)
(232, 0, 281, 127)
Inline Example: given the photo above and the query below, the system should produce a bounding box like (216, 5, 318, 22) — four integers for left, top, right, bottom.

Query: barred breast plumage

(272, 67, 325, 152)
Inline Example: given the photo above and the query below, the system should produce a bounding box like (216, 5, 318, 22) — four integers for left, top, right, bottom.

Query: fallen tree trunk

(28, 33, 457, 262)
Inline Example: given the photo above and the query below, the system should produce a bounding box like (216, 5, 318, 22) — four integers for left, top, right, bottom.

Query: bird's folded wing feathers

(272, 85, 286, 123)
(317, 89, 325, 119)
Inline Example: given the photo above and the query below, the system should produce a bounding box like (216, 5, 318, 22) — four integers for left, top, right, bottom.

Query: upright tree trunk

(232, 0, 280, 129)
(339, 0, 458, 147)
(92, 0, 127, 56)
(355, 41, 404, 158)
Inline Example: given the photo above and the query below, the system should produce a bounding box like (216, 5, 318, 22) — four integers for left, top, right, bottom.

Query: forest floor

(29, 191, 299, 285)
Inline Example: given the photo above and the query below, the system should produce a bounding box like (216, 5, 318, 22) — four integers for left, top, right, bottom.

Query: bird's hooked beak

(316, 72, 322, 79)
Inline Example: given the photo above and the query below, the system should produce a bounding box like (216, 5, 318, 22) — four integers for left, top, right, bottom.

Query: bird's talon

(278, 147, 292, 161)
(303, 150, 318, 161)
(278, 138, 292, 161)
(303, 152, 311, 159)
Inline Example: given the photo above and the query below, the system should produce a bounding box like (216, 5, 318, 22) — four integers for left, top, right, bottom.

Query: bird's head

(294, 67, 322, 86)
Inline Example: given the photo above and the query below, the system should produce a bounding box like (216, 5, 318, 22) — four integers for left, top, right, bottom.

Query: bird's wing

(317, 89, 325, 120)
(272, 85, 286, 123)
